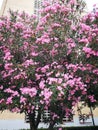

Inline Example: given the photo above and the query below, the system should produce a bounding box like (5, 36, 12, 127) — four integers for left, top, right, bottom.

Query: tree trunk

(48, 121, 55, 130)
(48, 125, 54, 130)
(30, 121, 37, 130)
(90, 106, 95, 126)
(28, 108, 41, 130)
(28, 112, 37, 130)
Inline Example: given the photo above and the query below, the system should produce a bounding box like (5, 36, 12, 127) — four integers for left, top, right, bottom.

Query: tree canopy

(0, 0, 98, 130)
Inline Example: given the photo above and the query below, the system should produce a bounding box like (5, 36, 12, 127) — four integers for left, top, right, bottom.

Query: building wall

(0, 0, 35, 16)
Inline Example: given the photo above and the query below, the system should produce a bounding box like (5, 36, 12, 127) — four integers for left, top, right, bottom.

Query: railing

(25, 110, 73, 123)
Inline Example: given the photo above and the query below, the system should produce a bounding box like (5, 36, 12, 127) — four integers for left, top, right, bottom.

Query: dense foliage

(0, 0, 98, 130)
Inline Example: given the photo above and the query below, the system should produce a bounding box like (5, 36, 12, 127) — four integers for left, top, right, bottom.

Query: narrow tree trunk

(48, 121, 55, 130)
(28, 112, 37, 130)
(36, 109, 41, 128)
(48, 125, 54, 130)
(30, 121, 37, 130)
(90, 106, 95, 126)
(28, 108, 41, 130)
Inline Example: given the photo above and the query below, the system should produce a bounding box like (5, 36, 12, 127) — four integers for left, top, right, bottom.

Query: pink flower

(35, 73, 41, 80)
(31, 106, 35, 110)
(0, 99, 4, 103)
(88, 95, 96, 102)
(69, 0, 76, 5)
(23, 42, 29, 49)
(57, 86, 62, 91)
(31, 52, 38, 57)
(57, 78, 63, 84)
(13, 22, 23, 29)
(11, 107, 20, 112)
(23, 59, 34, 68)
(0, 85, 3, 90)
(41, 65, 49, 73)
(59, 128, 62, 130)
(4, 52, 13, 61)
(12, 91, 19, 97)
(80, 23, 91, 32)
(40, 100, 44, 105)
(4, 88, 13, 93)
(20, 87, 37, 97)
(79, 38, 89, 44)
(93, 69, 98, 75)
(47, 77, 57, 85)
(83, 47, 91, 53)
(14, 72, 27, 79)
(39, 80, 45, 89)
(70, 90, 75, 95)
(52, 23, 61, 28)
(36, 32, 50, 44)
(4, 63, 13, 70)
(20, 96, 27, 104)
(6, 97, 13, 104)
(41, 88, 52, 103)
(50, 49, 58, 57)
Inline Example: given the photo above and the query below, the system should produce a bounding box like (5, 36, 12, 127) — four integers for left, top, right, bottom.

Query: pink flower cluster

(20, 87, 37, 98)
(0, 1, 98, 127)
(83, 47, 98, 58)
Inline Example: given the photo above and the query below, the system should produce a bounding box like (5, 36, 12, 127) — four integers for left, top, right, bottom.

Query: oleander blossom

(0, 1, 97, 130)
(20, 88, 37, 97)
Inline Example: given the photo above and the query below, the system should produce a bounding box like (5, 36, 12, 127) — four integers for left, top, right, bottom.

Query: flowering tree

(0, 0, 95, 130)
(66, 8, 98, 125)
(81, 11, 98, 105)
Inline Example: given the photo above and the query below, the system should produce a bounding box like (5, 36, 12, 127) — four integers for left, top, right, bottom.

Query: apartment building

(0, 0, 35, 16)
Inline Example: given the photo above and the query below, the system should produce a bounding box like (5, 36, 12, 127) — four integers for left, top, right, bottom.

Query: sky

(0, 0, 3, 9)
(0, 0, 98, 11)
(84, 0, 98, 11)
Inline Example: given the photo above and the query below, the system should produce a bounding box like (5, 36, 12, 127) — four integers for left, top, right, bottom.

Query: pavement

(0, 117, 98, 130)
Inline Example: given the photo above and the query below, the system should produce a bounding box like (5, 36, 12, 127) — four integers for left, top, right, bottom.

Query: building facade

(0, 0, 53, 16)
(0, 0, 35, 16)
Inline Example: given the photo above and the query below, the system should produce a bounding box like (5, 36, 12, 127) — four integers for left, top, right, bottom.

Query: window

(34, 0, 52, 19)
(34, 0, 42, 18)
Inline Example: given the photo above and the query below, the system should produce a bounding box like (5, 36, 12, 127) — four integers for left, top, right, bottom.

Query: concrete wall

(0, 0, 35, 16)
